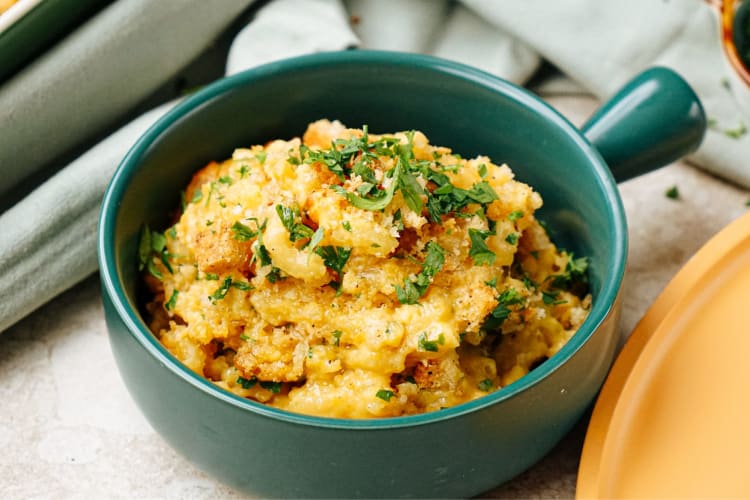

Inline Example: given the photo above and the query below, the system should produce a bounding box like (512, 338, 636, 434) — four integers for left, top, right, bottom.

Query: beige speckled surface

(1, 93, 747, 498)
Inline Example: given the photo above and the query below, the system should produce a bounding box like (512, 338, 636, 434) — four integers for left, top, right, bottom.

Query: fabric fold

(0, 0, 256, 201)
(0, 102, 175, 332)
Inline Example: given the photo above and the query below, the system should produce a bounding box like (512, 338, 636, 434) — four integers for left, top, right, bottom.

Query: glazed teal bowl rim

(98, 50, 627, 430)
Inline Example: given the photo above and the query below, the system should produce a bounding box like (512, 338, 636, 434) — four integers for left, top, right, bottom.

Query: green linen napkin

(0, 0, 256, 202)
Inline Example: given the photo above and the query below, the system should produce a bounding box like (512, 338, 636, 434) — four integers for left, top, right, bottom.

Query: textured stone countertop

(2, 93, 748, 499)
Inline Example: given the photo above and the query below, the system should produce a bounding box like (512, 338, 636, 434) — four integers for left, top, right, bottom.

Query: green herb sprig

(394, 241, 445, 304)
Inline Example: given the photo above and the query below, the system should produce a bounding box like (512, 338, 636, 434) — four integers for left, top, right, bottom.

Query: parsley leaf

(724, 121, 747, 139)
(138, 225, 153, 271)
(417, 332, 445, 352)
(315, 246, 352, 275)
(468, 228, 496, 266)
(665, 186, 680, 200)
(165, 290, 178, 311)
(260, 381, 283, 393)
(308, 227, 324, 254)
(332, 157, 400, 211)
(276, 204, 314, 242)
(315, 245, 352, 292)
(138, 225, 171, 280)
(265, 267, 284, 283)
(484, 287, 525, 330)
(249, 219, 272, 267)
(206, 276, 254, 300)
(395, 241, 445, 304)
(209, 277, 233, 302)
(478, 379, 493, 392)
(508, 210, 523, 221)
(231, 221, 260, 242)
(237, 376, 257, 389)
(542, 290, 566, 305)
(549, 253, 589, 293)
(332, 330, 343, 346)
(375, 389, 395, 402)
(231, 280, 254, 291)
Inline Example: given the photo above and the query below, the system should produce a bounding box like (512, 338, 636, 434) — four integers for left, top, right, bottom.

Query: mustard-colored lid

(577, 210, 750, 498)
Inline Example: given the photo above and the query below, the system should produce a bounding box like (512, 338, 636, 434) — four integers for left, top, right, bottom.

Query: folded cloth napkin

(0, 0, 746, 332)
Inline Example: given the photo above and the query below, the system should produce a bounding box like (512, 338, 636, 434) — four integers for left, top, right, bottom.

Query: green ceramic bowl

(98, 51, 704, 498)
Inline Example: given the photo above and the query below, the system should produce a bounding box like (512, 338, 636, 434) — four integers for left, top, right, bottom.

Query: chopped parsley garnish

(542, 290, 566, 305)
(231, 220, 262, 242)
(204, 272, 219, 280)
(191, 189, 203, 204)
(478, 379, 493, 392)
(315, 245, 351, 292)
(392, 209, 404, 231)
(549, 253, 589, 292)
(238, 165, 249, 178)
(255, 151, 267, 164)
(240, 334, 250, 341)
(478, 163, 488, 178)
(395, 241, 445, 304)
(318, 125, 502, 224)
(522, 273, 537, 290)
(508, 210, 523, 221)
(505, 232, 519, 245)
(287, 149, 302, 165)
(484, 287, 525, 330)
(165, 290, 179, 311)
(307, 227, 324, 254)
(665, 186, 680, 200)
(138, 225, 172, 280)
(342, 221, 352, 232)
(724, 121, 747, 139)
(231, 280, 254, 291)
(218, 176, 233, 185)
(247, 219, 272, 268)
(209, 277, 254, 302)
(332, 330, 343, 346)
(332, 160, 399, 211)
(485, 277, 498, 288)
(375, 389, 395, 402)
(209, 277, 233, 302)
(417, 332, 445, 352)
(276, 204, 315, 244)
(260, 381, 283, 393)
(265, 267, 284, 283)
(236, 376, 257, 389)
(301, 125, 398, 182)
(468, 228, 495, 266)
(425, 175, 498, 223)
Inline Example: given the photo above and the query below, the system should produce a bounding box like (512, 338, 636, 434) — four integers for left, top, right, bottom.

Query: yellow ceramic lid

(577, 210, 750, 498)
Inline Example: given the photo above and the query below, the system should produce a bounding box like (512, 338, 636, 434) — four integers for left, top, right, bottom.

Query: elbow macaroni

(142, 120, 592, 418)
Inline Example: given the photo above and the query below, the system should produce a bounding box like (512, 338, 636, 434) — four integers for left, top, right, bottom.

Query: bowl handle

(580, 66, 706, 182)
